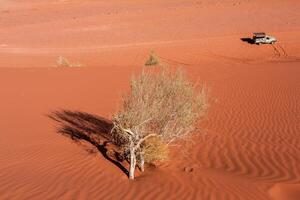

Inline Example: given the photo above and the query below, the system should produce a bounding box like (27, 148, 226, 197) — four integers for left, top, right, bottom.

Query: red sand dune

(0, 0, 299, 199)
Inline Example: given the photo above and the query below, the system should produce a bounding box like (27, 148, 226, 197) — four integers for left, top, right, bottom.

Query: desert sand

(0, 0, 299, 199)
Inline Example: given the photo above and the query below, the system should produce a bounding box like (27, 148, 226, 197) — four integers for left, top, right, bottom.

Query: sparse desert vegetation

(111, 67, 208, 179)
(50, 67, 208, 180)
(1, 0, 299, 199)
(145, 51, 160, 66)
(56, 56, 83, 67)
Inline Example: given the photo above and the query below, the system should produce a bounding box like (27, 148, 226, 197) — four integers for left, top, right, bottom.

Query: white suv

(253, 32, 277, 45)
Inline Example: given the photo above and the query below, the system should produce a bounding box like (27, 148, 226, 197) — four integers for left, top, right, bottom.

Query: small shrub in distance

(56, 56, 83, 67)
(145, 51, 160, 66)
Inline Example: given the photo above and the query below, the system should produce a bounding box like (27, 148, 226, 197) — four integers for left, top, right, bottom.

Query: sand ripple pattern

(0, 57, 299, 200)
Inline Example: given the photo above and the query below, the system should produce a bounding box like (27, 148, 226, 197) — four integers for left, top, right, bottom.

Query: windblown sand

(0, 0, 299, 199)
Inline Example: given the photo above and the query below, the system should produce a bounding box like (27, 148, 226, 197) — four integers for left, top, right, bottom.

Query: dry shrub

(113, 67, 208, 161)
(111, 67, 208, 179)
(145, 52, 160, 66)
(56, 56, 83, 67)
